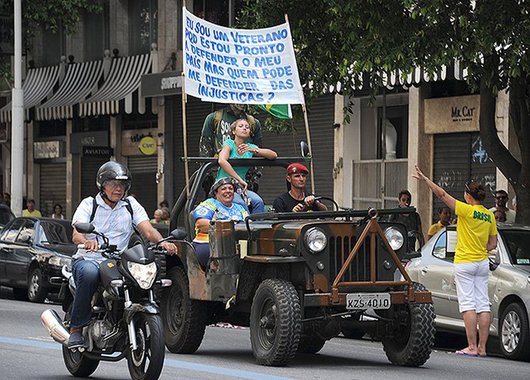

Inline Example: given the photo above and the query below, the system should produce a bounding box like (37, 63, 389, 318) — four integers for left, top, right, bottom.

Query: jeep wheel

(297, 334, 326, 354)
(382, 283, 435, 367)
(161, 266, 207, 354)
(250, 279, 301, 366)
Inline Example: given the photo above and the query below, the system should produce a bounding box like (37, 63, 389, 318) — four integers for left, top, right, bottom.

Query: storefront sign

(71, 131, 109, 154)
(34, 140, 63, 159)
(122, 128, 159, 156)
(82, 146, 114, 157)
(425, 95, 480, 134)
(139, 136, 157, 156)
(141, 72, 182, 97)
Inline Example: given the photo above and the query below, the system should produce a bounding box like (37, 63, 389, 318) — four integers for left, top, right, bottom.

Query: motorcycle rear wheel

(127, 313, 165, 380)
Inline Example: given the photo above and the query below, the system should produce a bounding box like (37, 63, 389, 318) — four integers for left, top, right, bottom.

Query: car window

(16, 220, 36, 244)
(39, 221, 71, 244)
(0, 219, 25, 242)
(501, 230, 530, 265)
(432, 231, 454, 262)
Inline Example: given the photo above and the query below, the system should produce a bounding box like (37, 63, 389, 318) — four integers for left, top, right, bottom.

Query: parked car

(406, 224, 530, 361)
(0, 217, 76, 302)
(0, 203, 15, 229)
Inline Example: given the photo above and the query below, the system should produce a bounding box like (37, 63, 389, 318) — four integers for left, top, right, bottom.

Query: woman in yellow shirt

(414, 165, 497, 358)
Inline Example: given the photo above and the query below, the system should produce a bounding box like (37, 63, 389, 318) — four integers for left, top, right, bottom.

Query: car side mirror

(300, 141, 310, 157)
(170, 228, 187, 240)
(74, 223, 95, 234)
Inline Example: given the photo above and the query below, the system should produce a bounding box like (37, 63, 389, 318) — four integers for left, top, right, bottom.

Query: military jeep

(160, 157, 435, 367)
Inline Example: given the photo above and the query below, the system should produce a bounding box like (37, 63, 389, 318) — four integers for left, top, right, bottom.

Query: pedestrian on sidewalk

(413, 165, 497, 358)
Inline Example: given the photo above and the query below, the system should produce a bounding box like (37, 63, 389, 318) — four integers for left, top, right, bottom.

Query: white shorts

(454, 259, 490, 313)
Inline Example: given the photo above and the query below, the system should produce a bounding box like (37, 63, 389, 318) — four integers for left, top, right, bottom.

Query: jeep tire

(382, 283, 435, 367)
(250, 279, 301, 366)
(161, 266, 207, 354)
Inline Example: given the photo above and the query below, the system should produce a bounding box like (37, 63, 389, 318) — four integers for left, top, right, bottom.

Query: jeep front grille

(329, 236, 371, 282)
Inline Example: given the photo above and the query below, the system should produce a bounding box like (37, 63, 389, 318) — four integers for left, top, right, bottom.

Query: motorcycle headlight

(305, 227, 327, 254)
(49, 256, 71, 267)
(127, 262, 157, 290)
(384, 227, 404, 251)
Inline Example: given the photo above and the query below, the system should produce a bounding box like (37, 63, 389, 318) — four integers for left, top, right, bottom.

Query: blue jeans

(70, 259, 100, 328)
(233, 190, 264, 214)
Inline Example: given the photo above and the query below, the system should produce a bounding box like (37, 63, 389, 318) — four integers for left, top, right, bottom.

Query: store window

(128, 0, 158, 55)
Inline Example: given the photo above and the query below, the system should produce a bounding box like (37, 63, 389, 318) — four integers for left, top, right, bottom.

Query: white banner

(183, 8, 304, 105)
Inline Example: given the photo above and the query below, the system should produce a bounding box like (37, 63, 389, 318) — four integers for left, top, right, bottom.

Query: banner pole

(301, 103, 316, 194)
(285, 14, 315, 194)
(181, 72, 190, 197)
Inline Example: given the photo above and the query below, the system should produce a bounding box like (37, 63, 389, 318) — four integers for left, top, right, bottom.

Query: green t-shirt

(199, 108, 262, 157)
(216, 139, 258, 181)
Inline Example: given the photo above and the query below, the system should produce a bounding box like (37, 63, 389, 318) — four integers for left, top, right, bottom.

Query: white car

(406, 225, 530, 361)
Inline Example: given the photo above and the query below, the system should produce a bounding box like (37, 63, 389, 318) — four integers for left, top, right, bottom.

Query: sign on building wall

(121, 129, 159, 156)
(34, 140, 64, 159)
(182, 7, 304, 105)
(424, 95, 480, 134)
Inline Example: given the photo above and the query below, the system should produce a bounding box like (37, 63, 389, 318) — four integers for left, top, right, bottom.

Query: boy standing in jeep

(199, 104, 263, 157)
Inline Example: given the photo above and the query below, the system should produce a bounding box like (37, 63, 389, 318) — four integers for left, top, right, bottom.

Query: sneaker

(67, 331, 85, 349)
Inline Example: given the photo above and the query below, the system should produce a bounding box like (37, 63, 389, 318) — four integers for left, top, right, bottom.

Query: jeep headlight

(384, 227, 404, 251)
(49, 256, 71, 267)
(305, 227, 327, 253)
(127, 262, 157, 289)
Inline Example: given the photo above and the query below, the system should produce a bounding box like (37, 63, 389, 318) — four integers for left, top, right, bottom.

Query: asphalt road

(0, 287, 528, 380)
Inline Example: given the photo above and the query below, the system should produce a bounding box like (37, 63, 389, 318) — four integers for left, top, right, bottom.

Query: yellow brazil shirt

(428, 221, 445, 237)
(455, 200, 497, 263)
(22, 209, 42, 217)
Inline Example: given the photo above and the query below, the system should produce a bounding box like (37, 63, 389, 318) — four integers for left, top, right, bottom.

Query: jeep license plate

(346, 293, 391, 310)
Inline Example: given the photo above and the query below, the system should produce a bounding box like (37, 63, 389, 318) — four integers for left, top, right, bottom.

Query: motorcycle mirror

(300, 141, 310, 157)
(74, 222, 95, 234)
(170, 228, 187, 240)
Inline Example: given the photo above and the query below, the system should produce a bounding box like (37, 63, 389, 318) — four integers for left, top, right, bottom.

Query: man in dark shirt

(388, 190, 424, 248)
(273, 163, 327, 213)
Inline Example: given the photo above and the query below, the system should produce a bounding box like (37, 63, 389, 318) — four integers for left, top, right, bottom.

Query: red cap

(287, 163, 309, 175)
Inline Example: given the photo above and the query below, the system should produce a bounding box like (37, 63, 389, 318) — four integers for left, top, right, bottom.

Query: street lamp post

(11, 0, 24, 216)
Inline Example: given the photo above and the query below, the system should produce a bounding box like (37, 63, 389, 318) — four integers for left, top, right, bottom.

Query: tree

(0, 0, 102, 85)
(239, 0, 530, 223)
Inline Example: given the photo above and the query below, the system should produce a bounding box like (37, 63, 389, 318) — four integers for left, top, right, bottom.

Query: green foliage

(238, 0, 530, 98)
(24, 0, 102, 36)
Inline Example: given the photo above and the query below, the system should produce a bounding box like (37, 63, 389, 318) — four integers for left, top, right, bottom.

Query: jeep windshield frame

(169, 157, 311, 234)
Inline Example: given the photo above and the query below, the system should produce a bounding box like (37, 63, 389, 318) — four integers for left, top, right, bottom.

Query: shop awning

(0, 64, 61, 123)
(35, 60, 104, 120)
(79, 54, 152, 117)
(334, 60, 467, 93)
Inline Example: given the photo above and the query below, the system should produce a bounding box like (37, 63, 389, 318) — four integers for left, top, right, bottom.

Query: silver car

(406, 225, 530, 361)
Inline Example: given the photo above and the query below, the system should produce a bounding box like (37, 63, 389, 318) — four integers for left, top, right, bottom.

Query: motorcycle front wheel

(62, 308, 100, 377)
(127, 313, 165, 380)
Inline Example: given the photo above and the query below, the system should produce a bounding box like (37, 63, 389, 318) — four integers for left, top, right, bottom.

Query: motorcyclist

(67, 161, 177, 349)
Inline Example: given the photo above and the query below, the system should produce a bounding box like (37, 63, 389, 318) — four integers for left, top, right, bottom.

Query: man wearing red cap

(272, 163, 327, 212)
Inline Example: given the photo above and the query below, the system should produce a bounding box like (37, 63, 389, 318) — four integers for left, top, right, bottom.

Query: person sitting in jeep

(272, 163, 327, 212)
(192, 177, 249, 267)
(218, 118, 277, 214)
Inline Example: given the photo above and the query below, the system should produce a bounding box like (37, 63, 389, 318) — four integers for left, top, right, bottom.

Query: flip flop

(455, 350, 479, 357)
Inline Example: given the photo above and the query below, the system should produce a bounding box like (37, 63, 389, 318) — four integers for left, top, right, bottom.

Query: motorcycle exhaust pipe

(41, 309, 70, 345)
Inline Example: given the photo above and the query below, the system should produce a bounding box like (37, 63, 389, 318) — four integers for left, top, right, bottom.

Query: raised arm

(413, 164, 457, 210)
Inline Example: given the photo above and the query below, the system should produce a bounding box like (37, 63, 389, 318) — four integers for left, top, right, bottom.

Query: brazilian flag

(257, 104, 292, 119)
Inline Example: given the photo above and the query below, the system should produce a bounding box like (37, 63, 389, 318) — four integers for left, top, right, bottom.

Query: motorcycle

(41, 223, 173, 380)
